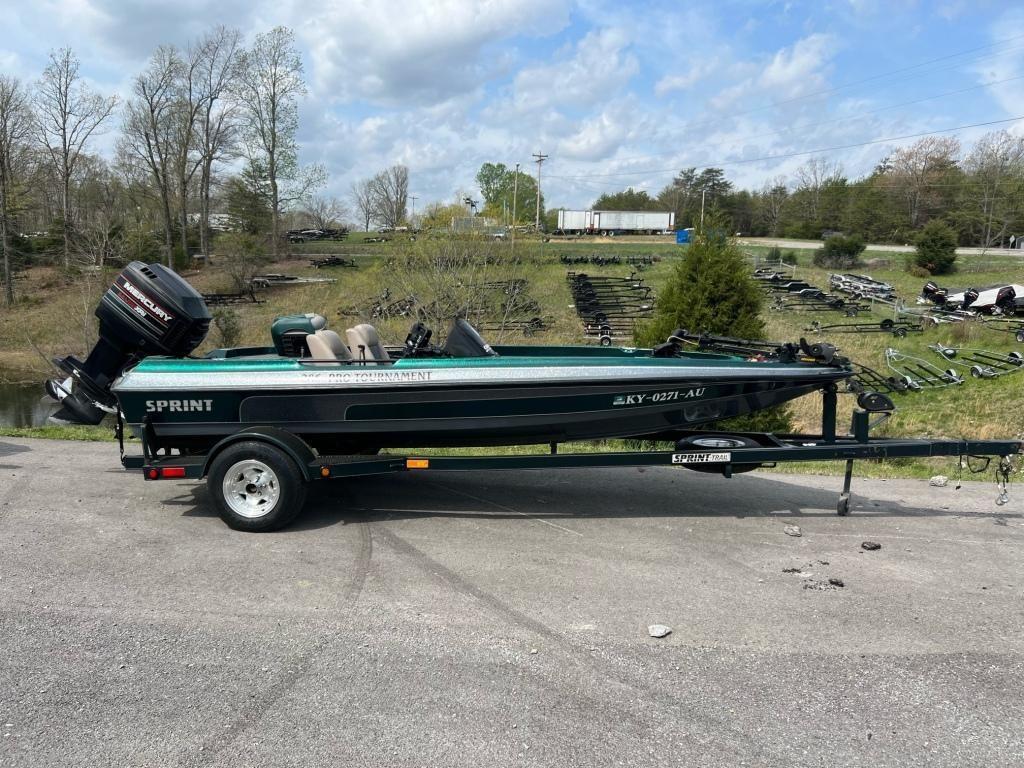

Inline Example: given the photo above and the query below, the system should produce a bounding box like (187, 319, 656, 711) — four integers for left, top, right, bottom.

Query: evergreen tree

(913, 220, 958, 274)
(636, 218, 763, 346)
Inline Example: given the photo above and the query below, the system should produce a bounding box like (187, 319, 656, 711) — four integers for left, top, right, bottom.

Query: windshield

(442, 318, 498, 358)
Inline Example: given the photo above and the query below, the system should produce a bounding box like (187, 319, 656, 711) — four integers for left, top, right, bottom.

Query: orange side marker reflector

(406, 458, 429, 470)
(320, 466, 330, 477)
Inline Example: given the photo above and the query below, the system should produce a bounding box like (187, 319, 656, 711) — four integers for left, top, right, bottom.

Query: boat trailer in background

(929, 344, 1024, 379)
(885, 348, 964, 390)
(804, 318, 921, 338)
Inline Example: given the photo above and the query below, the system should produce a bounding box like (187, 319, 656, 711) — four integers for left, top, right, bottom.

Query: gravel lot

(2, 437, 1023, 767)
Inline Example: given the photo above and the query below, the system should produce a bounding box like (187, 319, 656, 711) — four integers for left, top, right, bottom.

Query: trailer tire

(1016, 330, 1024, 343)
(674, 435, 762, 474)
(208, 441, 307, 532)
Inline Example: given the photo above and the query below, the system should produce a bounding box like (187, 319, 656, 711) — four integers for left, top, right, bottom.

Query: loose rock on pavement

(648, 624, 672, 638)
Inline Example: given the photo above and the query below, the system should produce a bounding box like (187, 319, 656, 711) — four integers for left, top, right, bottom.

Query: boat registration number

(671, 452, 731, 465)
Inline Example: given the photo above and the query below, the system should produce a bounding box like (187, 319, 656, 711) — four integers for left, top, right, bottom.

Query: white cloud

(299, 0, 571, 105)
(505, 27, 639, 113)
(758, 33, 835, 98)
(557, 101, 647, 161)
(973, 8, 1024, 121)
(654, 61, 715, 96)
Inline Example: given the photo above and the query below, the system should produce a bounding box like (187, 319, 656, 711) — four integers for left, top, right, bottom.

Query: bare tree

(170, 43, 205, 264)
(303, 195, 348, 230)
(758, 176, 788, 237)
(0, 75, 33, 305)
(888, 136, 960, 227)
(369, 164, 409, 229)
(350, 178, 375, 232)
(194, 26, 242, 258)
(235, 26, 309, 257)
(120, 45, 182, 266)
(963, 130, 1024, 248)
(74, 158, 129, 269)
(794, 158, 842, 223)
(35, 48, 117, 267)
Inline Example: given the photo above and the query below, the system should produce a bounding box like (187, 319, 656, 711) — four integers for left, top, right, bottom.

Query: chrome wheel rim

(222, 460, 280, 519)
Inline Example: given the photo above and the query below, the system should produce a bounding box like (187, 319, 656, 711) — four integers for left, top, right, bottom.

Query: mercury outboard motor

(921, 281, 947, 305)
(962, 288, 980, 310)
(995, 286, 1017, 315)
(48, 262, 211, 424)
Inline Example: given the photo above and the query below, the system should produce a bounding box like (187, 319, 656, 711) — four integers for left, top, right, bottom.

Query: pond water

(0, 381, 59, 427)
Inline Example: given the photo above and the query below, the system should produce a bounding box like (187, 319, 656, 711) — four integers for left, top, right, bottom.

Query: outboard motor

(921, 281, 947, 305)
(962, 288, 980, 310)
(995, 286, 1017, 315)
(48, 262, 211, 425)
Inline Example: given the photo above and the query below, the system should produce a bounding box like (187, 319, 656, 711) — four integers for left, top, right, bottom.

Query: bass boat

(47, 262, 853, 453)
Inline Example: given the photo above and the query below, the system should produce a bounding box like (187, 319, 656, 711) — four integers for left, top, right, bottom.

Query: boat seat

(346, 324, 390, 362)
(306, 329, 354, 361)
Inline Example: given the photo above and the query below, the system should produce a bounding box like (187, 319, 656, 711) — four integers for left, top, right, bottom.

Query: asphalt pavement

(2, 437, 1023, 767)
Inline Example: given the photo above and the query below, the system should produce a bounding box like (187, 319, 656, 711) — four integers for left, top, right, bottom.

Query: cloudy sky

(0, 0, 1021, 209)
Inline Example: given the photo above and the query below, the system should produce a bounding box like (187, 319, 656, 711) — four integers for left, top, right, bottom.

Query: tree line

(586, 133, 1024, 248)
(0, 25, 337, 306)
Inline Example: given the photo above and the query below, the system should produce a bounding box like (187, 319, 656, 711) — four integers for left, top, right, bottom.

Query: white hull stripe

(113, 364, 845, 393)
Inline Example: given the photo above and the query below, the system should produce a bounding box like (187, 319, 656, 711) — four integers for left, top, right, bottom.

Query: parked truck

(556, 209, 675, 236)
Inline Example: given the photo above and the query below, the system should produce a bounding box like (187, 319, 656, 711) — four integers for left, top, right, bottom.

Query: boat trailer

(929, 344, 1024, 379)
(804, 317, 921, 337)
(122, 385, 1020, 531)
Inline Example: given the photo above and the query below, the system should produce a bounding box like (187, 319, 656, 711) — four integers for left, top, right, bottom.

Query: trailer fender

(203, 427, 317, 481)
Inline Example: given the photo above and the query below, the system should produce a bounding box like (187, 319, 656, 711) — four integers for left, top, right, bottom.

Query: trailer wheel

(207, 441, 307, 532)
(1016, 330, 1024, 343)
(674, 435, 762, 474)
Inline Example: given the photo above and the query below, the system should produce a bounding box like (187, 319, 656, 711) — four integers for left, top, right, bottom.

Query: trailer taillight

(146, 466, 186, 479)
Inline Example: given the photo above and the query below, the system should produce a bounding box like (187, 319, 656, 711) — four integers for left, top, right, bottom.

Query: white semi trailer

(556, 209, 675, 235)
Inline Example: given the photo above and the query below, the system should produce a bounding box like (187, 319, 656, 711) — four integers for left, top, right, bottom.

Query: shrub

(781, 250, 799, 266)
(216, 232, 269, 292)
(906, 263, 931, 278)
(767, 245, 782, 262)
(914, 220, 957, 275)
(813, 235, 865, 268)
(212, 308, 241, 347)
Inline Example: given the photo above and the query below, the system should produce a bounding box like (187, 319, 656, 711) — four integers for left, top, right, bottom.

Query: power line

(725, 35, 1024, 119)
(547, 115, 1024, 184)
(600, 40, 1024, 168)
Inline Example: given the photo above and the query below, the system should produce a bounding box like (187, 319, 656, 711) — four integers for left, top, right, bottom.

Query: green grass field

(2, 236, 1021, 480)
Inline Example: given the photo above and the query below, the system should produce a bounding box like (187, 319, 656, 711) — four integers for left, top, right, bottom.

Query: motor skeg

(49, 261, 211, 425)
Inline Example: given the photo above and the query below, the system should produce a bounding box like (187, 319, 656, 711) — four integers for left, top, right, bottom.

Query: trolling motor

(46, 262, 211, 425)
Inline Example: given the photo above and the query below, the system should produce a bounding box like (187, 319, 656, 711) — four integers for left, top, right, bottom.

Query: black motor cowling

(49, 262, 211, 424)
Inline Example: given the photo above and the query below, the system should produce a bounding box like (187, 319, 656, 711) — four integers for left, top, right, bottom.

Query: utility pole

(512, 162, 520, 253)
(700, 189, 706, 230)
(533, 152, 547, 232)
(410, 195, 418, 227)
